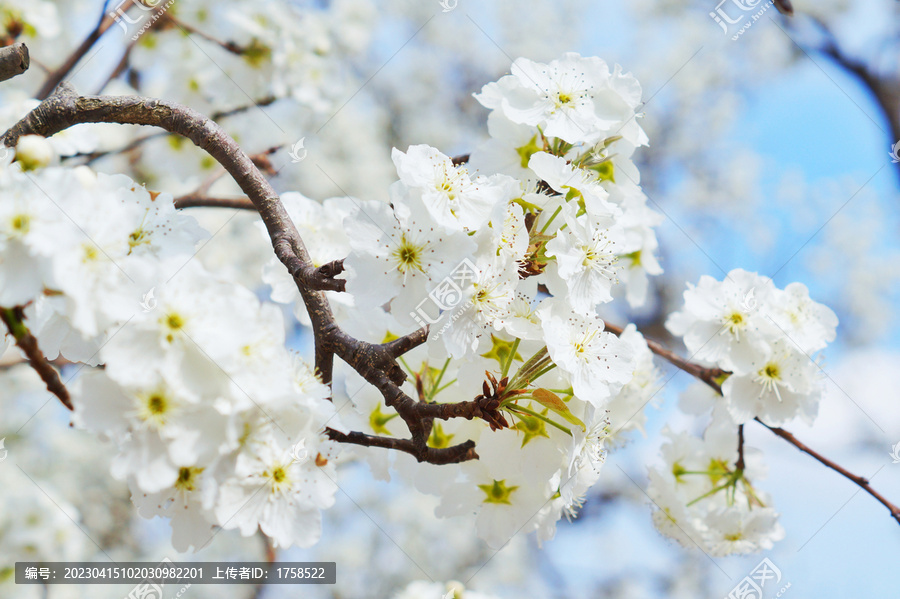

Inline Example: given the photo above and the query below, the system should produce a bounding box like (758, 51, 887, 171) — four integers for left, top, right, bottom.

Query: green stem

(501, 338, 521, 379)
(540, 206, 562, 234)
(529, 363, 557, 383)
(1, 308, 27, 340)
(508, 354, 552, 390)
(505, 404, 572, 436)
(428, 359, 451, 400)
(686, 476, 740, 507)
(398, 356, 414, 377)
(432, 378, 458, 398)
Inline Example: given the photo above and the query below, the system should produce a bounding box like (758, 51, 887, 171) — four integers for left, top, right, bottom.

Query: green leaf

(531, 388, 585, 431)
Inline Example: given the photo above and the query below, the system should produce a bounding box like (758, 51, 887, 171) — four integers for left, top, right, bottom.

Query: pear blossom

(214, 429, 339, 548)
(666, 269, 777, 374)
(538, 299, 634, 407)
(344, 194, 475, 312)
(721, 339, 820, 426)
(392, 144, 514, 231)
(475, 53, 648, 146)
(764, 282, 838, 353)
(544, 202, 627, 315)
(435, 430, 560, 548)
(646, 415, 784, 556)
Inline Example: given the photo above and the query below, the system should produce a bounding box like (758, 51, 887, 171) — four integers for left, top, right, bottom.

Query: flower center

(82, 243, 100, 262)
(754, 362, 784, 401)
(138, 390, 172, 429)
(11, 214, 29, 234)
(721, 310, 747, 339)
(175, 466, 203, 492)
(391, 234, 427, 279)
(272, 467, 286, 483)
(478, 479, 519, 505)
(162, 312, 185, 343)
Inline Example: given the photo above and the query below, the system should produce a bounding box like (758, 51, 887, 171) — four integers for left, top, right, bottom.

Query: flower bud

(14, 135, 54, 171)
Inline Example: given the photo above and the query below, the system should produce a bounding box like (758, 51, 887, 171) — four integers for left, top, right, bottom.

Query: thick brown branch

(0, 43, 29, 83)
(325, 428, 478, 464)
(381, 325, 429, 358)
(1, 84, 485, 463)
(1, 308, 72, 410)
(1, 83, 331, 299)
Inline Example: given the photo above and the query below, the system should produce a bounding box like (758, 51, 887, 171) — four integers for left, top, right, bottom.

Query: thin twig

(604, 322, 900, 527)
(602, 321, 725, 390)
(36, 10, 116, 99)
(0, 308, 73, 410)
(759, 420, 900, 524)
(173, 196, 256, 210)
(325, 428, 477, 464)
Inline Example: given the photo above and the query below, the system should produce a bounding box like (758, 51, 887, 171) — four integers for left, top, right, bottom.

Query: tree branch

(0, 43, 29, 83)
(603, 322, 900, 526)
(1, 83, 337, 295)
(1, 308, 73, 410)
(602, 321, 725, 390)
(759, 420, 900, 525)
(36, 11, 116, 99)
(796, 16, 900, 182)
(0, 83, 495, 463)
(326, 428, 478, 464)
(173, 196, 256, 210)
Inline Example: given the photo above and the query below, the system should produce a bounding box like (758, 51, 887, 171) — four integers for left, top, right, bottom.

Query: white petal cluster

(667, 269, 836, 426)
(0, 153, 342, 552)
(0, 49, 842, 561)
(254, 54, 667, 549)
(474, 52, 648, 147)
(647, 413, 785, 556)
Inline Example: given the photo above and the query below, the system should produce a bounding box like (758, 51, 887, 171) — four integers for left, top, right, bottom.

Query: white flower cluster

(263, 53, 664, 548)
(667, 268, 837, 426)
(0, 51, 840, 559)
(646, 412, 785, 557)
(129, 0, 375, 117)
(646, 268, 838, 554)
(0, 141, 343, 552)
